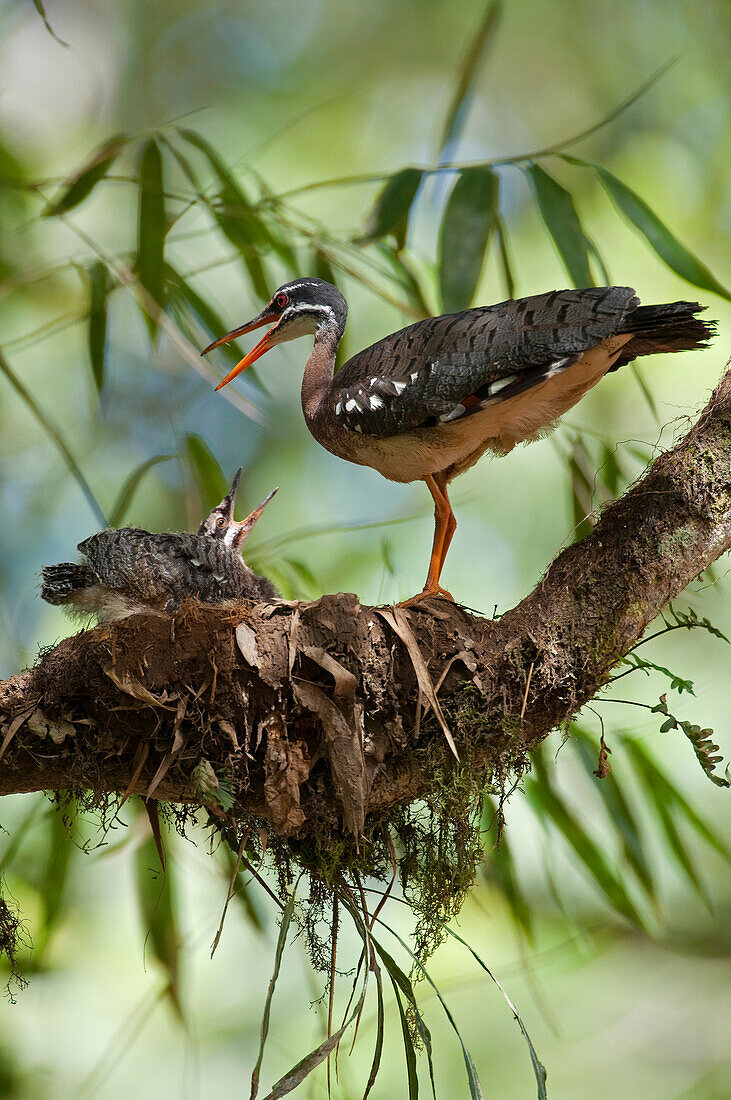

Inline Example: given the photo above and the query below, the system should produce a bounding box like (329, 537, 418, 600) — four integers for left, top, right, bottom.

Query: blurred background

(0, 0, 729, 1096)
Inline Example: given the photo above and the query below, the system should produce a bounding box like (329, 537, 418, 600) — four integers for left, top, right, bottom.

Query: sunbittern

(41, 468, 279, 619)
(203, 281, 714, 603)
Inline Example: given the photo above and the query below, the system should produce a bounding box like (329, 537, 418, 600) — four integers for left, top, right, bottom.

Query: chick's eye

(216, 517, 226, 528)
(274, 292, 288, 310)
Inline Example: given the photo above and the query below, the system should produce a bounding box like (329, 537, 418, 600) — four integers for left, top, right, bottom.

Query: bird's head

(201, 278, 347, 390)
(198, 467, 278, 551)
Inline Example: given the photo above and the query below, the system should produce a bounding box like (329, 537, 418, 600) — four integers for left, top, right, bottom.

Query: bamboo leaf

(527, 753, 643, 926)
(30, 0, 68, 45)
(363, 955, 385, 1099)
(375, 921, 483, 1099)
(375, 242, 432, 318)
(525, 164, 593, 287)
(250, 884, 298, 1100)
(86, 261, 111, 391)
(625, 739, 728, 881)
(495, 217, 516, 298)
(262, 887, 370, 1099)
(135, 827, 182, 1018)
(371, 938, 436, 1098)
(185, 434, 228, 511)
(434, 921, 548, 1100)
(166, 265, 266, 392)
(571, 728, 656, 901)
(36, 800, 75, 958)
(438, 2, 501, 159)
(595, 166, 730, 301)
(221, 846, 266, 933)
(109, 454, 174, 527)
(43, 135, 125, 216)
(178, 129, 271, 299)
(482, 797, 533, 938)
(389, 977, 420, 1099)
(357, 168, 423, 251)
(629, 362, 659, 419)
(439, 166, 499, 312)
(0, 349, 107, 526)
(135, 138, 166, 341)
(568, 434, 595, 541)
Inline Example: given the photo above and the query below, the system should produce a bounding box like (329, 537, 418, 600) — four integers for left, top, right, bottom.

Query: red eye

(274, 292, 288, 310)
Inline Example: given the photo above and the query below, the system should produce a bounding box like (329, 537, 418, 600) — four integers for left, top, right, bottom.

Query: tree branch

(1, 364, 730, 836)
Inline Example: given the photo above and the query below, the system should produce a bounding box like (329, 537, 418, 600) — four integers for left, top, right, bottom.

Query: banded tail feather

(615, 300, 716, 367)
(40, 562, 96, 605)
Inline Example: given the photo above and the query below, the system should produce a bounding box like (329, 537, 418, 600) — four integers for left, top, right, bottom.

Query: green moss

(658, 525, 697, 559)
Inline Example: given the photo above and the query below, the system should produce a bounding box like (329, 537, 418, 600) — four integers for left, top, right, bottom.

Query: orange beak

(201, 309, 281, 391)
(231, 486, 279, 550)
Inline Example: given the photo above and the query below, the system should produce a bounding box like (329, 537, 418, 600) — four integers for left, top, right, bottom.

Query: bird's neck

(301, 327, 339, 426)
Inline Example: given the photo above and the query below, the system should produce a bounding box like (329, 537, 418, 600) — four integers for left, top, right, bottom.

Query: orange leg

(399, 472, 457, 606)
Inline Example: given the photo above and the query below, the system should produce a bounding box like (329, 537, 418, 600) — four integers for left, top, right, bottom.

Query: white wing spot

(410, 372, 419, 383)
(334, 401, 342, 415)
(345, 397, 359, 413)
(370, 394, 384, 409)
(393, 380, 406, 394)
(489, 375, 518, 394)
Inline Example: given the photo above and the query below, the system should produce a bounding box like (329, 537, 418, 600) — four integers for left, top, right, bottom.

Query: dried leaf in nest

(263, 713, 310, 835)
(376, 607, 459, 760)
(292, 679, 367, 838)
(235, 622, 259, 667)
(0, 705, 41, 761)
(26, 708, 75, 744)
(146, 698, 187, 799)
(103, 666, 177, 709)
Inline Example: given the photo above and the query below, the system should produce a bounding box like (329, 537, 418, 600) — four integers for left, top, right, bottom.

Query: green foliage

(134, 822, 182, 1017)
(176, 129, 273, 299)
(437, 1, 502, 160)
(593, 163, 731, 302)
(525, 163, 594, 287)
(357, 168, 423, 251)
(86, 261, 111, 391)
(135, 138, 167, 341)
(43, 135, 126, 217)
(438, 166, 499, 312)
(651, 695, 730, 788)
(109, 454, 174, 527)
(185, 433, 228, 510)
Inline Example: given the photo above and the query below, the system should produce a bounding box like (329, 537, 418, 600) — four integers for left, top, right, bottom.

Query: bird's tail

(40, 563, 96, 605)
(619, 301, 716, 364)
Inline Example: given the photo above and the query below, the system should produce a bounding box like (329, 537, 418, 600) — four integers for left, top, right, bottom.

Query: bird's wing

(78, 530, 259, 602)
(333, 287, 638, 437)
(77, 529, 180, 597)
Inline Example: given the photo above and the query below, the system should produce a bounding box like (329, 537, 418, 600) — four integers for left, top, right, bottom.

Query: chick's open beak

(231, 486, 279, 550)
(201, 309, 281, 391)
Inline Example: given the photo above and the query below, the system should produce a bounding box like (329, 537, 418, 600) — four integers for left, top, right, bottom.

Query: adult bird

(202, 280, 714, 603)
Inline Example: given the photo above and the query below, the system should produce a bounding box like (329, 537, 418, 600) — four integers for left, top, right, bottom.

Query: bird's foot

(397, 585, 455, 609)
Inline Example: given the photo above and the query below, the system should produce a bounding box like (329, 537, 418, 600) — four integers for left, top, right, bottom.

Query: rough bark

(1, 365, 730, 838)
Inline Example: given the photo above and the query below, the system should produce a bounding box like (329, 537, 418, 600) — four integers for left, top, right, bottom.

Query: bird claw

(397, 585, 455, 609)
